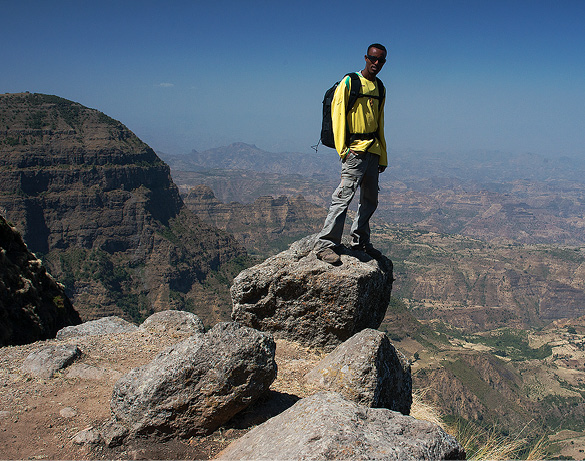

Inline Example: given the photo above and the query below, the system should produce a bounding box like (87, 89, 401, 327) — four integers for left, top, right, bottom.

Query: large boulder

(110, 322, 276, 438)
(217, 392, 465, 460)
(139, 309, 205, 335)
(305, 328, 412, 415)
(231, 235, 394, 350)
(56, 316, 137, 339)
(20, 344, 81, 378)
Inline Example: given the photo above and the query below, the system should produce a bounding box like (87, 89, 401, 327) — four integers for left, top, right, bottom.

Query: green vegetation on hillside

(54, 248, 150, 322)
(469, 329, 553, 361)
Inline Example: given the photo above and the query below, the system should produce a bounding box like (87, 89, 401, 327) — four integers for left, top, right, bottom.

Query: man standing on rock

(314, 43, 388, 265)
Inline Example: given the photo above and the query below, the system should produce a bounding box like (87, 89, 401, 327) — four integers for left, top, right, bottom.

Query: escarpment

(0, 93, 246, 323)
(182, 184, 326, 257)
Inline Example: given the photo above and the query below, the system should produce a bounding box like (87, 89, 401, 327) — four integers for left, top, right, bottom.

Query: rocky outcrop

(0, 214, 81, 346)
(56, 316, 137, 339)
(305, 328, 412, 415)
(20, 344, 81, 378)
(1, 308, 466, 459)
(182, 184, 326, 257)
(138, 309, 205, 335)
(217, 392, 465, 460)
(231, 235, 394, 350)
(110, 322, 276, 438)
(0, 93, 245, 323)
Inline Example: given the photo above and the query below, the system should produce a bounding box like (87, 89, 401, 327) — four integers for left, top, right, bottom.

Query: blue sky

(2, 0, 584, 158)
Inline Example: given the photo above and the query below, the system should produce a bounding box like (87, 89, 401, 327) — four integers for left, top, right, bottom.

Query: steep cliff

(182, 185, 326, 257)
(0, 93, 246, 324)
(0, 214, 81, 345)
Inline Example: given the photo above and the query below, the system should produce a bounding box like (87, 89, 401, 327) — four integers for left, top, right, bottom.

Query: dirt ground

(0, 329, 324, 460)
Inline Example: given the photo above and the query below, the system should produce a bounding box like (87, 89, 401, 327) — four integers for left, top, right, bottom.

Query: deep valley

(162, 144, 585, 458)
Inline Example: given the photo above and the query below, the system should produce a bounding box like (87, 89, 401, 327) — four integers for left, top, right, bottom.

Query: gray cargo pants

(314, 150, 379, 252)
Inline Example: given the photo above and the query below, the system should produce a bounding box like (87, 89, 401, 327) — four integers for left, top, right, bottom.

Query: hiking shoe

(316, 248, 341, 264)
(364, 245, 382, 258)
(352, 244, 382, 259)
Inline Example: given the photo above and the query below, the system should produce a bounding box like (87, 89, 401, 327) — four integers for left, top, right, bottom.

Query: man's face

(365, 47, 386, 77)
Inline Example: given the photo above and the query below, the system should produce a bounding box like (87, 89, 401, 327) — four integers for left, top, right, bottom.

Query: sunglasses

(366, 54, 386, 64)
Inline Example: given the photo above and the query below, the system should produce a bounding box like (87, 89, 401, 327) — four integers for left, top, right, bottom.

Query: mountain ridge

(160, 143, 585, 246)
(0, 93, 246, 325)
(160, 142, 585, 184)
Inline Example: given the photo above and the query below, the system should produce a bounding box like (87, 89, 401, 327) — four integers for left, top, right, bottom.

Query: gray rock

(217, 392, 465, 460)
(110, 322, 277, 438)
(20, 344, 81, 378)
(305, 328, 412, 415)
(100, 420, 129, 448)
(139, 309, 205, 335)
(56, 316, 137, 339)
(72, 426, 102, 445)
(59, 407, 77, 418)
(231, 234, 394, 350)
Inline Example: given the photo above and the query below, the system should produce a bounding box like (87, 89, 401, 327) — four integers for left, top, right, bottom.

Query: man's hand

(378, 165, 386, 173)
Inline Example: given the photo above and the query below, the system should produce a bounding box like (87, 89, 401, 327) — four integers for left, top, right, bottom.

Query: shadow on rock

(226, 390, 300, 429)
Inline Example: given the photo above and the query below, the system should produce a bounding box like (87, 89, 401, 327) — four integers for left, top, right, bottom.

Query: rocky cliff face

(0, 214, 81, 345)
(372, 226, 585, 330)
(182, 184, 326, 257)
(0, 93, 246, 323)
(414, 351, 546, 442)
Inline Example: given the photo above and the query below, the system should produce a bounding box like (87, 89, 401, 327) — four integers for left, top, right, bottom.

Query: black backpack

(319, 72, 385, 150)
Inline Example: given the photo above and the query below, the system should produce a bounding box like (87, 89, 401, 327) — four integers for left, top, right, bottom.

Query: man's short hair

(367, 43, 387, 56)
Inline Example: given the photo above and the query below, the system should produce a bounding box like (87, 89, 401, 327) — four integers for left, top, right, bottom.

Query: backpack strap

(343, 73, 362, 145)
(347, 74, 385, 108)
(345, 72, 362, 116)
(349, 131, 378, 143)
(346, 75, 385, 144)
(356, 78, 385, 102)
(375, 77, 385, 101)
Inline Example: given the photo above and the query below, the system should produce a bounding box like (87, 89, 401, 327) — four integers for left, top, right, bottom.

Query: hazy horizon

(2, 0, 584, 159)
(163, 141, 585, 166)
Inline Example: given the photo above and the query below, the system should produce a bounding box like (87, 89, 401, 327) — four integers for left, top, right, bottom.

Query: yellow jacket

(332, 72, 387, 166)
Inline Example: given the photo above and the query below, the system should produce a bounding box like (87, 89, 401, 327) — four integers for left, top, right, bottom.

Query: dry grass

(271, 339, 326, 397)
(411, 389, 550, 460)
(524, 435, 550, 460)
(410, 387, 446, 429)
(457, 423, 525, 460)
(458, 422, 551, 460)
